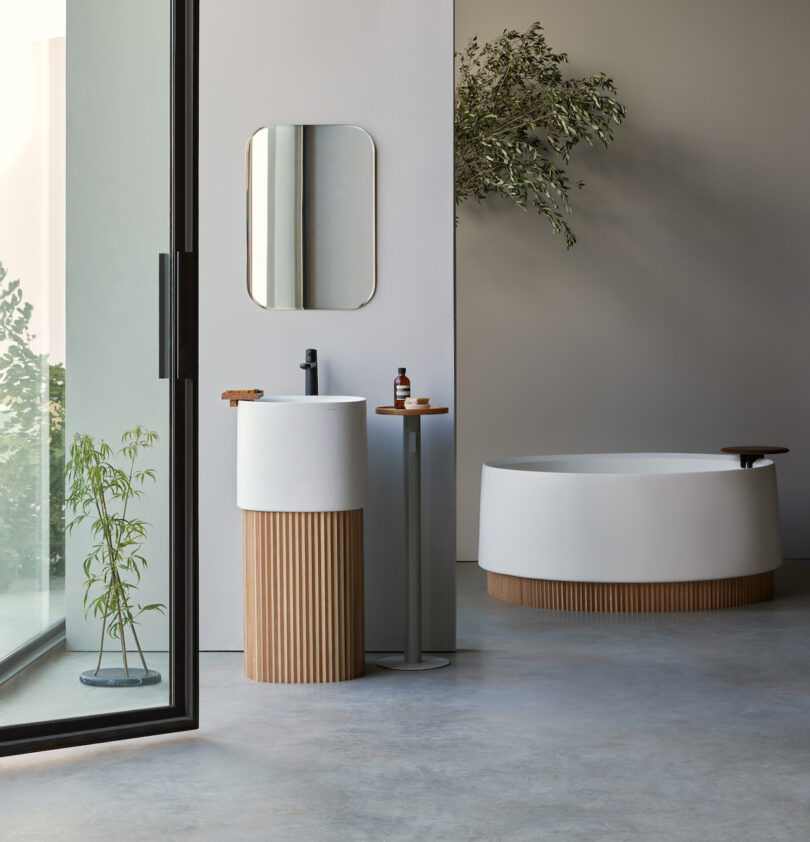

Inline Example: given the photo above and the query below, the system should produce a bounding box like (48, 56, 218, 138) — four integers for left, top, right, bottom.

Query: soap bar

(405, 397, 430, 407)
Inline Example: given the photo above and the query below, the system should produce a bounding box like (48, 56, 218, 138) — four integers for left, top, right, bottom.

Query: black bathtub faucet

(721, 445, 789, 469)
(300, 349, 319, 396)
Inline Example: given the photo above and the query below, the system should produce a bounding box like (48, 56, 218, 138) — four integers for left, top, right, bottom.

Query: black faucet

(300, 349, 319, 395)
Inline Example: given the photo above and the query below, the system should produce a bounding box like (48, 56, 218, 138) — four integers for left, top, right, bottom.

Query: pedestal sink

(232, 395, 367, 684)
(237, 395, 367, 511)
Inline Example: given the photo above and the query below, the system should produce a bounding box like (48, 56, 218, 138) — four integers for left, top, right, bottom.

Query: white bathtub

(478, 453, 782, 610)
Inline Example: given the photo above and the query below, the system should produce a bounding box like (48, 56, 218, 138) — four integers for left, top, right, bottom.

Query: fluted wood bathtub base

(487, 570, 775, 612)
(243, 510, 365, 682)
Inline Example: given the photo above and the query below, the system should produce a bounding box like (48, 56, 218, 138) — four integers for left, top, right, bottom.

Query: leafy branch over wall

(455, 22, 627, 247)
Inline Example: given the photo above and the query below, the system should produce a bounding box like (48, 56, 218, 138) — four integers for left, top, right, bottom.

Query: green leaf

(62, 421, 160, 653)
(454, 21, 625, 247)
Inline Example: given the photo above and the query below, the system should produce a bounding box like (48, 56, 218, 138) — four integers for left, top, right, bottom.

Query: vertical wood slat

(243, 509, 365, 682)
(487, 570, 775, 612)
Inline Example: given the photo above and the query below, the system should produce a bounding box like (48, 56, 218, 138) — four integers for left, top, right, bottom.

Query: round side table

(721, 445, 789, 469)
(375, 405, 450, 671)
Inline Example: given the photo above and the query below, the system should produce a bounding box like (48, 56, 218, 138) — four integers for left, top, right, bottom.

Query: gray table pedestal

(377, 414, 450, 672)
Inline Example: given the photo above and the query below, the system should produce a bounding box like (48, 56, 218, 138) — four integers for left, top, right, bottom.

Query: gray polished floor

(2, 562, 810, 840)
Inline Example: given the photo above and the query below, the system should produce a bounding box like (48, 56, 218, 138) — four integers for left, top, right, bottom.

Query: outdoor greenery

(49, 361, 66, 577)
(455, 22, 627, 247)
(0, 261, 65, 591)
(65, 427, 164, 676)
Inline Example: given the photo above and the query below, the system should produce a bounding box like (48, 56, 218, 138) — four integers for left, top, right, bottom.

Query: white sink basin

(236, 395, 367, 512)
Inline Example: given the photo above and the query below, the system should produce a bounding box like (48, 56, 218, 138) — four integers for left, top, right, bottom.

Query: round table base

(376, 655, 450, 671)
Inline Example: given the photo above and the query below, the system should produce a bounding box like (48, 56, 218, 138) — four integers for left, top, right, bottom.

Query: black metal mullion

(170, 0, 199, 728)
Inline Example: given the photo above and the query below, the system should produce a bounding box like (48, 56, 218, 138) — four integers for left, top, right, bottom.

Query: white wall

(456, 0, 810, 560)
(66, 0, 171, 650)
(200, 0, 455, 651)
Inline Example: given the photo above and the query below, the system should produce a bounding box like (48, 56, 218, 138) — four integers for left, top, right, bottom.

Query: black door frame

(0, 0, 199, 757)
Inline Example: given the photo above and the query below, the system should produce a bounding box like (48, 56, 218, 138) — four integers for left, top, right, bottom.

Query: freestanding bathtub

(478, 453, 783, 611)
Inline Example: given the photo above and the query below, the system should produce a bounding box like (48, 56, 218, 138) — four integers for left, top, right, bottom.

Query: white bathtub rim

(483, 452, 773, 477)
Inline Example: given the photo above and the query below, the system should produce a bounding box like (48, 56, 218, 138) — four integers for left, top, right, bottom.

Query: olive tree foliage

(455, 22, 627, 247)
(0, 261, 65, 592)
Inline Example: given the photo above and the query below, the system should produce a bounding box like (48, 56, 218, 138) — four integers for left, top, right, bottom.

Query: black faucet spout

(300, 348, 319, 395)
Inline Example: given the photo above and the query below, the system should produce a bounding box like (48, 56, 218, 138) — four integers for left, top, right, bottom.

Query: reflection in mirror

(247, 124, 376, 310)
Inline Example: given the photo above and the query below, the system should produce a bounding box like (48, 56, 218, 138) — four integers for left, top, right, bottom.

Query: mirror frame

(0, 0, 199, 757)
(245, 124, 377, 310)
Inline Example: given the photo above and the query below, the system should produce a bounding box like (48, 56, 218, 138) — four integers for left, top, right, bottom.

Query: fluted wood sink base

(243, 509, 365, 682)
(487, 570, 774, 612)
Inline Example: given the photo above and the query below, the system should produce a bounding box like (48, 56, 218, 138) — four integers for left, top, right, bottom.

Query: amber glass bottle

(394, 367, 411, 408)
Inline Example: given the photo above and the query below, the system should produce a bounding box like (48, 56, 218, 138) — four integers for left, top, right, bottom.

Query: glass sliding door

(0, 0, 197, 754)
(0, 0, 68, 685)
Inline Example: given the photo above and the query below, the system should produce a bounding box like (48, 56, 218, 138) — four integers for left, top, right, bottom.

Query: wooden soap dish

(222, 389, 264, 407)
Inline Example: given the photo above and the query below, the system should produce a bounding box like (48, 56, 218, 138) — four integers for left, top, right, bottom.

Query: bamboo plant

(455, 22, 627, 247)
(65, 426, 165, 678)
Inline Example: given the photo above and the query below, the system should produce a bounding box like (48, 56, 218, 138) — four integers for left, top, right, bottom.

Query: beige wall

(200, 0, 455, 651)
(456, 0, 810, 559)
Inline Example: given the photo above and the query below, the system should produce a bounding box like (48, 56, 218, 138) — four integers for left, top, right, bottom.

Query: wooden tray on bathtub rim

(486, 571, 775, 612)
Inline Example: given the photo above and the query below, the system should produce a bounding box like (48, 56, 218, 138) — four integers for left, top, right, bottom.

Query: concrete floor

(1, 562, 810, 840)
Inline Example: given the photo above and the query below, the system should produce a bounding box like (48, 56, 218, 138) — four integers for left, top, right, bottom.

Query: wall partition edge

(0, 0, 200, 758)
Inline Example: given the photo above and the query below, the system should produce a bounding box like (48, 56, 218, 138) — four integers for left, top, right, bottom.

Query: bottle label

(396, 386, 410, 397)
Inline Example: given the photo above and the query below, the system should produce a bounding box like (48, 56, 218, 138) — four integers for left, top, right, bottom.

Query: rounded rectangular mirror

(247, 124, 376, 310)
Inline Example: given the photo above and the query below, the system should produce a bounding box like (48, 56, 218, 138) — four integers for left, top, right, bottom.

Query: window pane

(0, 0, 172, 725)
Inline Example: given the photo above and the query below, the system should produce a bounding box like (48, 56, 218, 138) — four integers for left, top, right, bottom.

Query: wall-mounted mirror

(247, 124, 376, 310)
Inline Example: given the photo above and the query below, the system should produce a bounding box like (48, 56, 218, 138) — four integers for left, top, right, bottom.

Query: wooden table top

(721, 446, 789, 456)
(376, 405, 449, 416)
